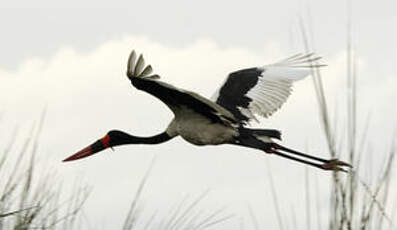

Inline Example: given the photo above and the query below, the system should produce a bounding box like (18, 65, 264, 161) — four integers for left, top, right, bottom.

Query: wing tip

(126, 49, 160, 80)
(273, 53, 326, 69)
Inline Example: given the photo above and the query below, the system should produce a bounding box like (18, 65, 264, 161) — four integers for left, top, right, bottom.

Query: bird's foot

(321, 159, 352, 172)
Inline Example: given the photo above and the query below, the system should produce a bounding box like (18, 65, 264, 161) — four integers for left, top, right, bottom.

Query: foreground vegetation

(295, 16, 396, 230)
(0, 111, 89, 230)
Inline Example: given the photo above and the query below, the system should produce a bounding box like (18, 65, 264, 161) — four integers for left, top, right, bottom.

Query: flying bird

(63, 50, 351, 172)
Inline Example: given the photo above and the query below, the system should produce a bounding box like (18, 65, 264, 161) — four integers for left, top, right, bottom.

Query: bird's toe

(321, 159, 352, 172)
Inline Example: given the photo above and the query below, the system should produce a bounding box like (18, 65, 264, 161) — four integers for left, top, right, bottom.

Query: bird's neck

(113, 132, 171, 146)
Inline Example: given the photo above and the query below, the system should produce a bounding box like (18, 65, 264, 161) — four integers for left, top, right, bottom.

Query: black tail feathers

(239, 128, 282, 140)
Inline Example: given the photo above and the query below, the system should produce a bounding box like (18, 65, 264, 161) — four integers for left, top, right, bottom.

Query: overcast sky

(1, 1, 396, 229)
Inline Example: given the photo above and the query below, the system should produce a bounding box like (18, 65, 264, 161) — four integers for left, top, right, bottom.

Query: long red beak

(63, 146, 94, 162)
(63, 135, 110, 162)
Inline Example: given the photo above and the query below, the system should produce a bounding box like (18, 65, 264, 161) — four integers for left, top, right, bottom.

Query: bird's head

(63, 130, 132, 162)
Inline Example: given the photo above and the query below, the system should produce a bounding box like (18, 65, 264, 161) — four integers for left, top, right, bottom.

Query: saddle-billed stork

(63, 50, 351, 172)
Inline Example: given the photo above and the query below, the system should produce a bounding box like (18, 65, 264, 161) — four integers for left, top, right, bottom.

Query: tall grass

(0, 111, 89, 230)
(298, 4, 396, 229)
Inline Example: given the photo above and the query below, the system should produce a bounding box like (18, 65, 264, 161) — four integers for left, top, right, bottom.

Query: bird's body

(64, 50, 351, 172)
(166, 110, 237, 146)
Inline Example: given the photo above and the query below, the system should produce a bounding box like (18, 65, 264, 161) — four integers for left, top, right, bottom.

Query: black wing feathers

(215, 68, 262, 122)
(131, 78, 232, 125)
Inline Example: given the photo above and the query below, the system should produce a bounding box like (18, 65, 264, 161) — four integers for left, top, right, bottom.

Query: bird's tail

(126, 50, 160, 80)
(239, 127, 282, 141)
(252, 128, 282, 140)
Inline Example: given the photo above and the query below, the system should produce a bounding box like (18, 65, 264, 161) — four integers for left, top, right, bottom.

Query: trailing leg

(269, 143, 352, 171)
(233, 135, 351, 172)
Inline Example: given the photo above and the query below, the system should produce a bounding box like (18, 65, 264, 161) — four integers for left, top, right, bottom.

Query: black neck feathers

(107, 130, 172, 147)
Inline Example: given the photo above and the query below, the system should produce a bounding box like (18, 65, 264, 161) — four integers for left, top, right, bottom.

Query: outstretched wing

(211, 53, 325, 123)
(126, 50, 238, 126)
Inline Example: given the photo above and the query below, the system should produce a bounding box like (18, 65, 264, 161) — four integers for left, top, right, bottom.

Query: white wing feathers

(262, 53, 325, 80)
(212, 53, 324, 123)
